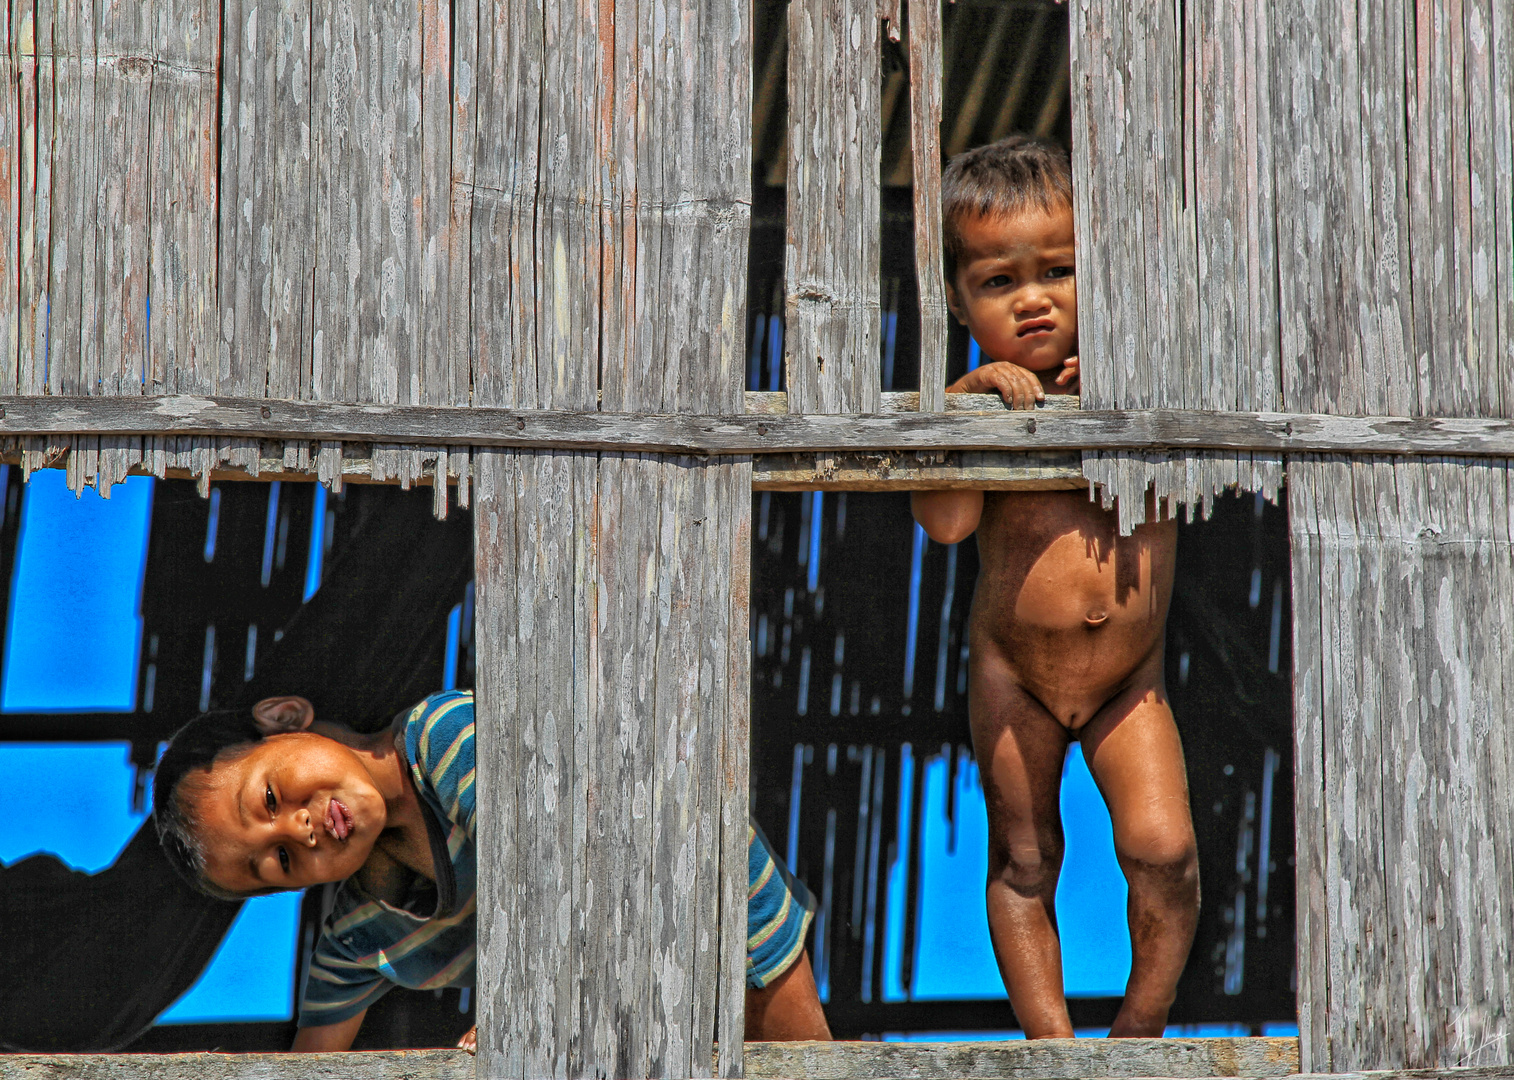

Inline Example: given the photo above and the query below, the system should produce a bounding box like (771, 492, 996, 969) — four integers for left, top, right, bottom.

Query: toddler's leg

(1079, 666, 1199, 1038)
(971, 667, 1075, 1038)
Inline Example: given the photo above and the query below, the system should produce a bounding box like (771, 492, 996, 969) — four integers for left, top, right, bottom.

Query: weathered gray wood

(1290, 455, 1514, 1071)
(743, 392, 1082, 415)
(907, 0, 947, 413)
(1, 443, 1083, 493)
(215, 0, 318, 485)
(14, 0, 49, 407)
(474, 449, 752, 1078)
(718, 458, 752, 1079)
(744, 1038, 1300, 1079)
(1286, 458, 1327, 1072)
(752, 450, 1084, 491)
(1069, 0, 1282, 529)
(27, 396, 1514, 458)
(0, 0, 19, 397)
(460, 1, 752, 1075)
(0, 1054, 476, 1080)
(784, 0, 882, 414)
(15, 1047, 1514, 1080)
(0, 1038, 1322, 1080)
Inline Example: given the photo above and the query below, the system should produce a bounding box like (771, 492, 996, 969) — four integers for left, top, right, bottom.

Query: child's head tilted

(154, 697, 388, 900)
(941, 136, 1078, 373)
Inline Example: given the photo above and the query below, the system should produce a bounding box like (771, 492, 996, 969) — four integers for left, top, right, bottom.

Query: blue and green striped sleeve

(404, 690, 477, 841)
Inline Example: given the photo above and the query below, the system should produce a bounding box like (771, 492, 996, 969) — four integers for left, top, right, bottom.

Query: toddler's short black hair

(941, 135, 1074, 283)
(152, 709, 265, 901)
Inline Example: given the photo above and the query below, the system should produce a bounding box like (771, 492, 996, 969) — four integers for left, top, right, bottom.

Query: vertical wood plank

(784, 0, 881, 415)
(585, 451, 657, 1080)
(907, 0, 947, 414)
(1494, 0, 1514, 414)
(472, 448, 525, 1080)
(466, 1, 752, 1076)
(716, 459, 752, 1080)
(16, 0, 53, 401)
(1287, 456, 1328, 1072)
(0, 0, 20, 395)
(147, 0, 218, 396)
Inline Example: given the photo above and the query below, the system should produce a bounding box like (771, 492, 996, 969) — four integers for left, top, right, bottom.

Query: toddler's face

(191, 732, 388, 895)
(946, 203, 1077, 373)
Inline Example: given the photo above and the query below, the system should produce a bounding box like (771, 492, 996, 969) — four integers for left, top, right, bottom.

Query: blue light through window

(156, 891, 304, 1024)
(0, 473, 302, 1025)
(0, 742, 147, 871)
(890, 743, 1131, 1002)
(2, 471, 153, 712)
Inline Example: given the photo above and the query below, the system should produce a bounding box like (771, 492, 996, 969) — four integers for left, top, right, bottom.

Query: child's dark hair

(152, 709, 265, 901)
(941, 135, 1074, 283)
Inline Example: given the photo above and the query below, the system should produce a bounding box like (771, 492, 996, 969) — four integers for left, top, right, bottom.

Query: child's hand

(458, 1025, 477, 1054)
(947, 361, 1044, 410)
(1055, 355, 1079, 390)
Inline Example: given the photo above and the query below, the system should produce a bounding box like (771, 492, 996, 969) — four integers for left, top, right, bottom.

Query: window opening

(0, 479, 477, 1051)
(751, 490, 1296, 1038)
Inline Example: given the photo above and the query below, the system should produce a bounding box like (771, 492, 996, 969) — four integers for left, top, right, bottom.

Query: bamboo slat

(907, 0, 947, 413)
(784, 0, 882, 414)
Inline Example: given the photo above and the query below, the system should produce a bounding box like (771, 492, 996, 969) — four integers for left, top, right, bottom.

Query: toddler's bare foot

(1108, 1007, 1169, 1038)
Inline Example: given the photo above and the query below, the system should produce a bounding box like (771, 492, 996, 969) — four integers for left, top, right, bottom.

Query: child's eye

(278, 847, 290, 874)
(265, 783, 277, 816)
(1047, 265, 1074, 279)
(984, 274, 1011, 288)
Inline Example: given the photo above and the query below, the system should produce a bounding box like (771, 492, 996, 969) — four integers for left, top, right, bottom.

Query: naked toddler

(911, 137, 1199, 1038)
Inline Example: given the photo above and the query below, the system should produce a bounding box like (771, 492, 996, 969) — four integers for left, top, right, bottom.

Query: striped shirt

(299, 690, 816, 1024)
(299, 690, 477, 1027)
(747, 821, 816, 989)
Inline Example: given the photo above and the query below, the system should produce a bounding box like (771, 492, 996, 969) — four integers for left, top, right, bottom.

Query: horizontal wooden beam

(6, 394, 1514, 458)
(751, 450, 1085, 490)
(11, 1042, 1514, 1080)
(0, 1038, 1303, 1080)
(746, 1037, 1301, 1078)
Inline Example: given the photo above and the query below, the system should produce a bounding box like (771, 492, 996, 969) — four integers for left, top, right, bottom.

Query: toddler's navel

(1084, 608, 1109, 627)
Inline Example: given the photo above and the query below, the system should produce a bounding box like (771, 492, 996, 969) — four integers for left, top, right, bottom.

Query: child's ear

(944, 280, 967, 326)
(252, 696, 316, 735)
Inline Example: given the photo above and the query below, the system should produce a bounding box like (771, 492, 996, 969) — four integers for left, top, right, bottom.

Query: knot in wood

(260, 405, 272, 419)
(118, 55, 155, 79)
(1026, 418, 1037, 434)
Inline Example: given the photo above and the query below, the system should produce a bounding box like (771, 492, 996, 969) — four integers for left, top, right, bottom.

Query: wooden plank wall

(466, 2, 752, 1077)
(1069, 0, 1283, 532)
(4, 0, 475, 511)
(1279, 0, 1514, 1071)
(1290, 457, 1514, 1072)
(1074, 0, 1514, 1069)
